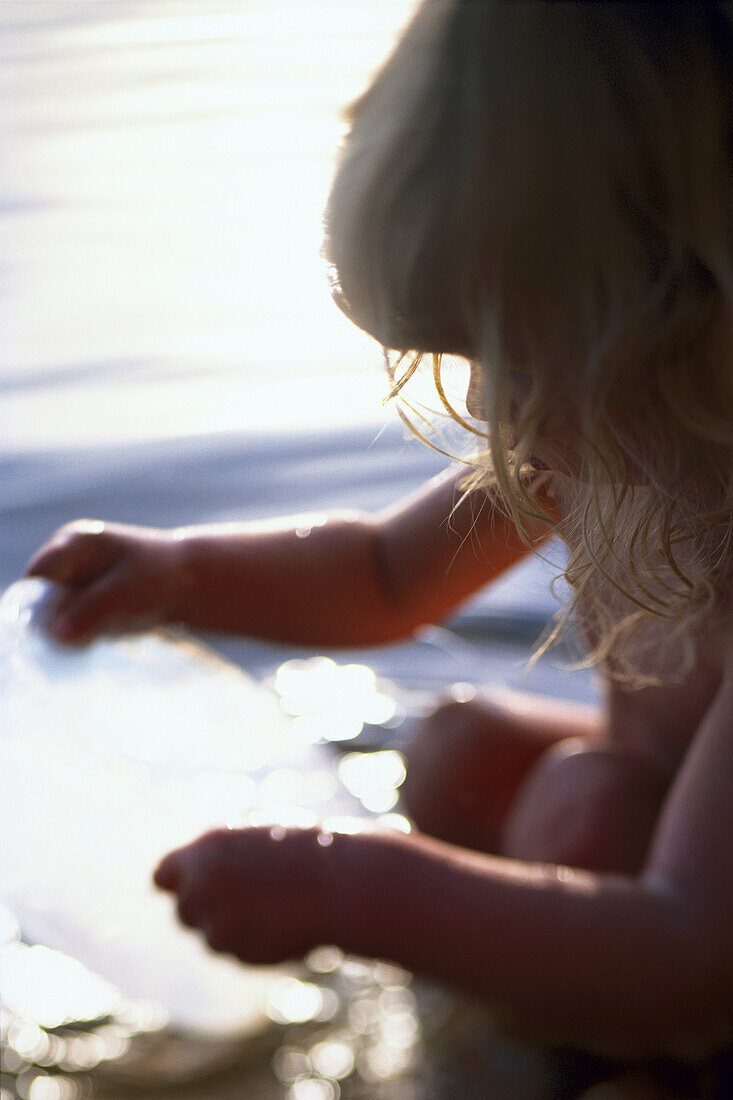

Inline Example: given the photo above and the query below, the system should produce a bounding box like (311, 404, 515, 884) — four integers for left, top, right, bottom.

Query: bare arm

(332, 832, 700, 1046)
(173, 466, 551, 644)
(336, 668, 733, 1044)
(27, 466, 553, 645)
(156, 667, 733, 1049)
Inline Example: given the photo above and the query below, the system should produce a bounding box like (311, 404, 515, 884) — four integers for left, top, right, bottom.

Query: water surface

(2, 0, 420, 450)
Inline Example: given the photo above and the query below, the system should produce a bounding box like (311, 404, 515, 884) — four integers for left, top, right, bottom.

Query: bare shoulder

(608, 660, 723, 774)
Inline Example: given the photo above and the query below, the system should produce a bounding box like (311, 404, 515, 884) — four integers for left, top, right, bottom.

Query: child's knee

(500, 740, 670, 874)
(401, 691, 555, 850)
(403, 693, 521, 797)
(400, 694, 506, 844)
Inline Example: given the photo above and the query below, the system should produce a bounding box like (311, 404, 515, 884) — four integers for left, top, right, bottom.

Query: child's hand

(25, 520, 188, 643)
(153, 826, 337, 965)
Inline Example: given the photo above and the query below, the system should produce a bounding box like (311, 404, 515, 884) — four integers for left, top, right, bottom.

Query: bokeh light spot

(309, 1038, 355, 1080)
(268, 979, 324, 1025)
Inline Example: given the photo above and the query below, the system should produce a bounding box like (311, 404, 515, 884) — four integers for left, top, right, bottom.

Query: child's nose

(466, 370, 488, 420)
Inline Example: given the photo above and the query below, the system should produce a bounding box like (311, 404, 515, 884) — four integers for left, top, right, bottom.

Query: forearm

(171, 513, 410, 646)
(25, 469, 545, 645)
(331, 830, 715, 1046)
(170, 468, 547, 646)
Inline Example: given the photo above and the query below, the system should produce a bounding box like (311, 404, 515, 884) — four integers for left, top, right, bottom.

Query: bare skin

(26, 463, 733, 1050)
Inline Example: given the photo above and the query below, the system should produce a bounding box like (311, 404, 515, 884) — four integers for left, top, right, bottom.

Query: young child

(26, 1, 733, 1053)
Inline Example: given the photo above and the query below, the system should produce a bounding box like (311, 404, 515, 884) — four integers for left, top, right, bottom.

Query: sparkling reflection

(1, 589, 477, 1095)
(0, 945, 119, 1029)
(274, 657, 397, 743)
(25, 1076, 79, 1100)
(273, 1045, 310, 1084)
(357, 1042, 416, 1082)
(288, 1079, 338, 1100)
(267, 980, 325, 1025)
(337, 750, 406, 814)
(309, 1038, 355, 1080)
(265, 949, 428, 1099)
(7, 1022, 48, 1062)
(374, 813, 411, 834)
(2, 587, 443, 1096)
(305, 947, 344, 974)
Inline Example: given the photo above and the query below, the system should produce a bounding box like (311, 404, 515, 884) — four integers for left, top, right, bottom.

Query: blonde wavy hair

(323, 0, 733, 685)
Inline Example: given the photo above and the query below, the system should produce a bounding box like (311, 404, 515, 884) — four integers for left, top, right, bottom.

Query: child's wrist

(165, 527, 200, 623)
(324, 828, 413, 960)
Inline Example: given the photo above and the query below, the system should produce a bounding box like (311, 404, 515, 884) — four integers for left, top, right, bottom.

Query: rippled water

(1, 0, 421, 450)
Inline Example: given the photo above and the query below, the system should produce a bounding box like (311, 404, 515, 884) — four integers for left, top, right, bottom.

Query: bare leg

(501, 739, 670, 874)
(401, 687, 605, 854)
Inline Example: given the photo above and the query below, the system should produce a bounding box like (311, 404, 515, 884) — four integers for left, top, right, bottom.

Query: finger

(153, 850, 182, 891)
(50, 567, 134, 642)
(176, 891, 201, 929)
(203, 920, 235, 956)
(154, 829, 222, 892)
(26, 522, 111, 585)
